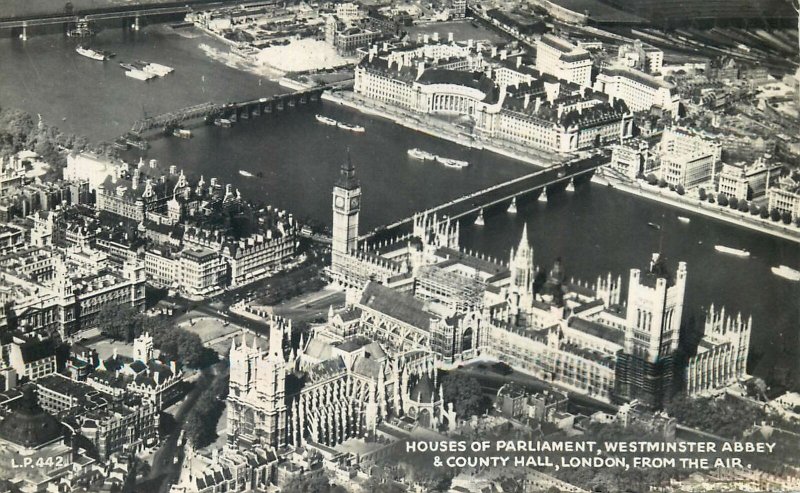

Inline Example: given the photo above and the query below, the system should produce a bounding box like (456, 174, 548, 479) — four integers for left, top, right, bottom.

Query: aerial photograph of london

(0, 0, 799, 491)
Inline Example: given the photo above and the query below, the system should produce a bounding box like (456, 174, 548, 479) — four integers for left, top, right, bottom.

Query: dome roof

(410, 375, 435, 403)
(0, 388, 64, 449)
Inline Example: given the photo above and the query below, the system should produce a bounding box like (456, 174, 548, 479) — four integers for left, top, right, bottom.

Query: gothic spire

(335, 147, 360, 190)
(517, 222, 531, 254)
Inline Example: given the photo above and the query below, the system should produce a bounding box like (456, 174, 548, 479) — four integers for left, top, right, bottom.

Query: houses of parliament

(225, 152, 751, 452)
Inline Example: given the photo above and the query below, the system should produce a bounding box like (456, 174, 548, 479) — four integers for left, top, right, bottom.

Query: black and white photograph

(0, 0, 798, 491)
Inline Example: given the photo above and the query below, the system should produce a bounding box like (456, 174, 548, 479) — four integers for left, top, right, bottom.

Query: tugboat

(474, 209, 485, 226)
(507, 197, 517, 214)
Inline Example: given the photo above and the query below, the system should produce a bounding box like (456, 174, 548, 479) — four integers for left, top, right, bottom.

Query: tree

(282, 474, 347, 493)
(782, 211, 793, 224)
(749, 203, 760, 215)
(95, 304, 144, 342)
(717, 193, 728, 207)
(738, 200, 749, 212)
(646, 173, 658, 185)
(771, 208, 782, 221)
(441, 373, 491, 419)
(698, 187, 707, 200)
(676, 185, 685, 195)
(729, 197, 739, 209)
(761, 208, 770, 219)
(658, 178, 668, 188)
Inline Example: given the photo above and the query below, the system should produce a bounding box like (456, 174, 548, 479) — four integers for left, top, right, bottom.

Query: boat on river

(408, 148, 435, 161)
(771, 265, 800, 281)
(678, 216, 690, 223)
(437, 157, 469, 169)
(315, 114, 338, 126)
(647, 222, 661, 230)
(715, 245, 750, 257)
(337, 122, 365, 133)
(239, 170, 254, 177)
(76, 46, 105, 61)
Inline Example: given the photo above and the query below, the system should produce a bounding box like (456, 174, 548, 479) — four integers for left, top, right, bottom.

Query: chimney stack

(417, 61, 425, 79)
(433, 32, 439, 42)
(517, 56, 522, 68)
(448, 32, 453, 43)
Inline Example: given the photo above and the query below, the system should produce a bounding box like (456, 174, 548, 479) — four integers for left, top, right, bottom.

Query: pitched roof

(359, 282, 432, 331)
(568, 317, 624, 346)
(17, 339, 56, 364)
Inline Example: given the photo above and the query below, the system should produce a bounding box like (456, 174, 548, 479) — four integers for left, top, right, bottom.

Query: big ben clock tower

(332, 151, 361, 272)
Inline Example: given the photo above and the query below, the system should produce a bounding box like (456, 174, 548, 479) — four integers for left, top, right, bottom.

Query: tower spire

(336, 147, 359, 190)
(517, 222, 531, 253)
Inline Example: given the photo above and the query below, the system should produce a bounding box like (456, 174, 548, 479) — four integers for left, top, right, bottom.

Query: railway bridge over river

(125, 86, 326, 139)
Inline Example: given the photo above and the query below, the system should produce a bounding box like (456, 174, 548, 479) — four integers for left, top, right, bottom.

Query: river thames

(0, 25, 797, 388)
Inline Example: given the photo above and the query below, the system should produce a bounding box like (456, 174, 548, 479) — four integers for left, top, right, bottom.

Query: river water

(0, 25, 797, 388)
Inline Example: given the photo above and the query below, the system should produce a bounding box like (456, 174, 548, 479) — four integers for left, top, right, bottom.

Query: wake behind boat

(771, 265, 800, 281)
(715, 245, 750, 257)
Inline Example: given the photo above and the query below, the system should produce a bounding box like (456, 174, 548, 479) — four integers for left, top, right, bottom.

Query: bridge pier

(132, 15, 141, 31)
(19, 24, 27, 41)
(538, 189, 548, 203)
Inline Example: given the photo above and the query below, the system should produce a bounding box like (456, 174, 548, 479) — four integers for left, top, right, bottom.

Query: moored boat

(714, 245, 750, 257)
(138, 61, 174, 77)
(315, 114, 338, 126)
(173, 128, 192, 138)
(437, 157, 469, 169)
(771, 265, 800, 281)
(125, 69, 155, 81)
(337, 122, 365, 133)
(214, 118, 233, 128)
(407, 148, 436, 161)
(76, 46, 105, 61)
(678, 216, 690, 223)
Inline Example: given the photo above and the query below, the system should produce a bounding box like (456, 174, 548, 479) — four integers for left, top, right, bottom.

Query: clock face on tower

(335, 196, 345, 209)
(350, 196, 360, 208)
